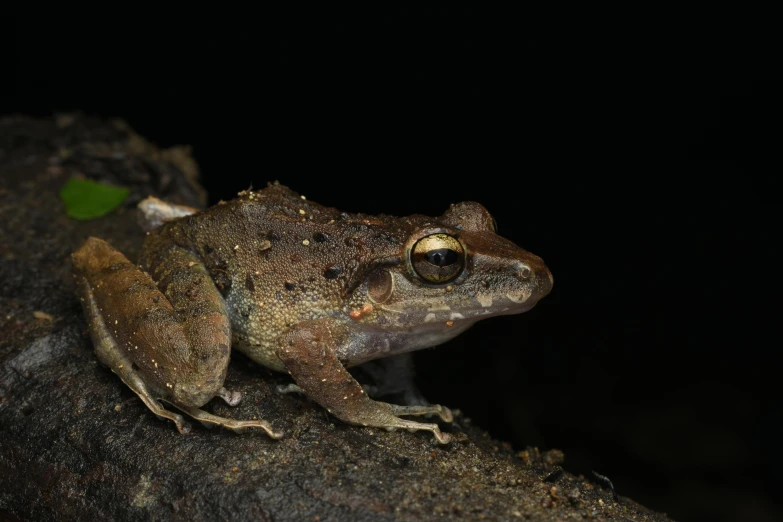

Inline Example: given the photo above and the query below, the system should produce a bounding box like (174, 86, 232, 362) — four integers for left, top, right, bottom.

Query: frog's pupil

(426, 248, 458, 267)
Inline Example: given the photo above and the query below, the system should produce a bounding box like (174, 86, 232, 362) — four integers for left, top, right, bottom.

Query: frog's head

(352, 201, 553, 348)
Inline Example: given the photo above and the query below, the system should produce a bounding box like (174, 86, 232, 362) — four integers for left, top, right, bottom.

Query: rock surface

(0, 114, 675, 521)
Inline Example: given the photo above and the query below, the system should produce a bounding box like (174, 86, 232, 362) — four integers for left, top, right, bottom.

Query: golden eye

(411, 234, 465, 283)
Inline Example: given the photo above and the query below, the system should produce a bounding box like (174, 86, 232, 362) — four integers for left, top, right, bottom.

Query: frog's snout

(534, 264, 554, 298)
(536, 267, 555, 297)
(514, 259, 553, 300)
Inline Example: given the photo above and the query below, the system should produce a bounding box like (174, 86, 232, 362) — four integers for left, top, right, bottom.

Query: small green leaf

(59, 178, 130, 220)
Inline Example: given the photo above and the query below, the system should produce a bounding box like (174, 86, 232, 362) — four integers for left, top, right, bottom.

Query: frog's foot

(217, 387, 242, 406)
(130, 377, 193, 434)
(107, 355, 193, 434)
(353, 382, 435, 413)
(73, 237, 276, 439)
(98, 344, 194, 434)
(278, 320, 453, 444)
(274, 383, 451, 430)
(378, 417, 452, 444)
(173, 404, 283, 438)
(389, 403, 453, 423)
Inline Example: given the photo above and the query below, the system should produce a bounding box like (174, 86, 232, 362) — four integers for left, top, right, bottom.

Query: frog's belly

(230, 333, 287, 373)
(228, 315, 475, 372)
(226, 309, 290, 373)
(224, 289, 332, 373)
(225, 289, 478, 371)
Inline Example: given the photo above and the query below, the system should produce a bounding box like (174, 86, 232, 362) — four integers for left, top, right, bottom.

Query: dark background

(5, 10, 777, 522)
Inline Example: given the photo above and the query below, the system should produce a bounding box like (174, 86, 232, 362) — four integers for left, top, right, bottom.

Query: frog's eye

(411, 234, 465, 283)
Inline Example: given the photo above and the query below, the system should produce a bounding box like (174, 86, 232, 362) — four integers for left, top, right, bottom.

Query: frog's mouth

(425, 301, 538, 324)
(374, 297, 539, 331)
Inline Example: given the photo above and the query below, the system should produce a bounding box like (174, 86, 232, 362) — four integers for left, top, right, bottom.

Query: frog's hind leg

(73, 237, 281, 437)
(76, 262, 192, 434)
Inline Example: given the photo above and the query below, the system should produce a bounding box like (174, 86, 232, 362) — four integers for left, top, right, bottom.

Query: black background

(6, 9, 777, 522)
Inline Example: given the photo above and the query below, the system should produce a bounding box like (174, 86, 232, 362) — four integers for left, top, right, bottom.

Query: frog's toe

(156, 412, 191, 433)
(158, 409, 191, 434)
(386, 417, 452, 444)
(433, 430, 452, 444)
(217, 387, 243, 406)
(175, 404, 283, 440)
(176, 420, 193, 435)
(230, 424, 284, 439)
(389, 403, 454, 423)
(437, 405, 454, 423)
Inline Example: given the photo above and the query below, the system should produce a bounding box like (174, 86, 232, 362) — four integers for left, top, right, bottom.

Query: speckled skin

(72, 182, 553, 443)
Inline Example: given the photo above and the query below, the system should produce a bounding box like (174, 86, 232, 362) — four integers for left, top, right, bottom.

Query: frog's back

(144, 183, 422, 371)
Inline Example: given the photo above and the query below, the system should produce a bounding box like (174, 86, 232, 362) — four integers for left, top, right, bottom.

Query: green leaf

(59, 178, 130, 220)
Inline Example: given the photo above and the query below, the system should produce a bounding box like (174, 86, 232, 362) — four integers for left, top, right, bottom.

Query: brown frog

(71, 182, 553, 443)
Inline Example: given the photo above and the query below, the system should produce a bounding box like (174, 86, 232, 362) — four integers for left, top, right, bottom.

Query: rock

(0, 114, 675, 521)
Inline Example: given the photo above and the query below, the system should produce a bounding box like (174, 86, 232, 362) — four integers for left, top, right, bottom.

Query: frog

(71, 182, 553, 444)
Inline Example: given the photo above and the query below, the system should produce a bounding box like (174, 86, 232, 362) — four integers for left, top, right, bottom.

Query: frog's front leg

(277, 320, 453, 444)
(72, 237, 281, 438)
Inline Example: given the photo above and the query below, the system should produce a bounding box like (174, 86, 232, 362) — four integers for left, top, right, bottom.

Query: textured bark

(0, 114, 675, 522)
